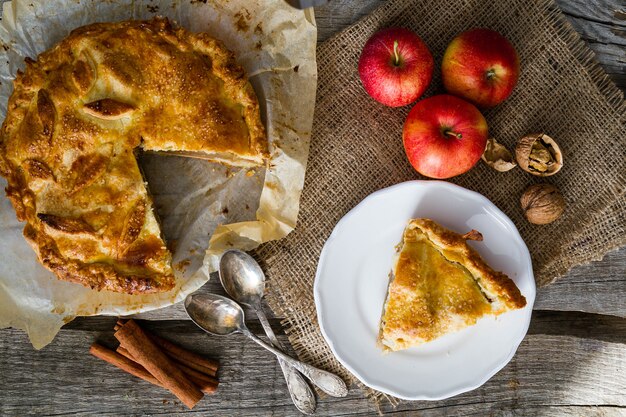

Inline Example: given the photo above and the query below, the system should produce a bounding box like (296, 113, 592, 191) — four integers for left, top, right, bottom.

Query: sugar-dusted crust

(378, 218, 526, 352)
(408, 219, 526, 310)
(0, 17, 267, 294)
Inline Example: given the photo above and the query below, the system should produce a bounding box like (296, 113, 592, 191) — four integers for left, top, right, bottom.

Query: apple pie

(379, 219, 526, 352)
(0, 18, 268, 294)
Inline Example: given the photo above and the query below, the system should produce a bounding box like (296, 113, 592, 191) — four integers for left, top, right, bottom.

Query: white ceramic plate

(314, 181, 535, 400)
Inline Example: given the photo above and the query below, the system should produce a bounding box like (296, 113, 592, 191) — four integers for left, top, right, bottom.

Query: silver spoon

(219, 250, 316, 414)
(184, 292, 348, 398)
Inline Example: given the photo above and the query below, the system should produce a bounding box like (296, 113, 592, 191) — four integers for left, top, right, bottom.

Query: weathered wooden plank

(313, 0, 626, 44)
(564, 14, 626, 46)
(556, 0, 626, 89)
(62, 315, 287, 336)
(314, 0, 381, 43)
(1, 1, 625, 416)
(135, 245, 626, 321)
(577, 40, 626, 89)
(1, 320, 624, 416)
(66, 309, 626, 343)
(555, 0, 626, 27)
(535, 247, 626, 317)
(528, 310, 626, 343)
(314, 0, 626, 89)
(369, 406, 626, 417)
(131, 272, 270, 321)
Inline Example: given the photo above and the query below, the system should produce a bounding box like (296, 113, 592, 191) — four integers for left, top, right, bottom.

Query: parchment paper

(0, 0, 317, 349)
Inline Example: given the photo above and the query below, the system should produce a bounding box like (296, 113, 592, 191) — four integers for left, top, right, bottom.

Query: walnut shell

(515, 133, 563, 176)
(482, 137, 517, 172)
(520, 183, 565, 224)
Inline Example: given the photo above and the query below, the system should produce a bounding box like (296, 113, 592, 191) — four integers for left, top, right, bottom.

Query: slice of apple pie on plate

(378, 218, 526, 352)
(314, 181, 535, 400)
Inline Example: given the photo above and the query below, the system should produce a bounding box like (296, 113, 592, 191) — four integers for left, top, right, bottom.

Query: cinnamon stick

(114, 320, 203, 409)
(149, 333, 219, 377)
(180, 367, 218, 395)
(115, 319, 218, 377)
(117, 346, 218, 395)
(114, 318, 128, 331)
(175, 361, 219, 386)
(89, 343, 163, 388)
(174, 359, 219, 393)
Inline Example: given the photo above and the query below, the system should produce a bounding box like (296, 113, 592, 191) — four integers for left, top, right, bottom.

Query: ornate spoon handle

(241, 328, 348, 398)
(254, 304, 316, 414)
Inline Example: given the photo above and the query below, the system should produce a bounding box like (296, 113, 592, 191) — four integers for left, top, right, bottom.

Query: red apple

(403, 94, 488, 179)
(358, 27, 434, 107)
(442, 28, 519, 108)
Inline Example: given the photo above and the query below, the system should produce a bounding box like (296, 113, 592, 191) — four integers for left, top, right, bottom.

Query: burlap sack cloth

(257, 0, 626, 403)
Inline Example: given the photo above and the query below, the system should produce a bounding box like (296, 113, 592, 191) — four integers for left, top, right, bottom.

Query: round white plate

(314, 181, 535, 400)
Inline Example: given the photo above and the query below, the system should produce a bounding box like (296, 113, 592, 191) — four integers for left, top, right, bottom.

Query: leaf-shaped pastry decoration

(22, 159, 55, 180)
(38, 213, 94, 234)
(36, 89, 56, 139)
(83, 98, 135, 120)
(72, 58, 96, 94)
(121, 236, 164, 266)
(68, 153, 107, 193)
(119, 199, 146, 254)
(102, 52, 143, 86)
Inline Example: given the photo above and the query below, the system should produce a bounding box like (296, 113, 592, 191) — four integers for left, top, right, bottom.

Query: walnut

(481, 137, 517, 172)
(520, 184, 565, 224)
(515, 133, 563, 176)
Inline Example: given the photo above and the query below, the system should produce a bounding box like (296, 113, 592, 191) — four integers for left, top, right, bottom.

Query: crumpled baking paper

(0, 0, 316, 349)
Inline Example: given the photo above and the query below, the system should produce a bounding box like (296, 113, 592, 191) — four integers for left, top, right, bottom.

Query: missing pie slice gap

(378, 218, 526, 352)
(145, 150, 264, 168)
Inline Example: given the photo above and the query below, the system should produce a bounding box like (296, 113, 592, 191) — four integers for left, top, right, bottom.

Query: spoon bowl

(184, 293, 244, 336)
(219, 249, 318, 413)
(184, 289, 349, 398)
(219, 249, 265, 306)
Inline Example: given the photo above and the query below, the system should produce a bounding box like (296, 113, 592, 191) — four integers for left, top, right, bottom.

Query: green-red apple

(442, 28, 519, 108)
(358, 27, 434, 107)
(403, 94, 488, 179)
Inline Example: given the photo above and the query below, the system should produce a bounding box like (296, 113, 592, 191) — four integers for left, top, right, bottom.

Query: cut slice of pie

(0, 18, 268, 294)
(378, 218, 526, 352)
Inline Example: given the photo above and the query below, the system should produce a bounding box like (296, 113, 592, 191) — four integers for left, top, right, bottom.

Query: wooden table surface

(1, 1, 625, 416)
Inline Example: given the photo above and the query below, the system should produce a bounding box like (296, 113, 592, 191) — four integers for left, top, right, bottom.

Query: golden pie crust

(0, 18, 268, 294)
(379, 219, 526, 352)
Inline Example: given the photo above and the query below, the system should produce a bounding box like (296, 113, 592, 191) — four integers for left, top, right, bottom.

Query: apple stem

(393, 40, 400, 66)
(444, 130, 463, 139)
(486, 68, 496, 80)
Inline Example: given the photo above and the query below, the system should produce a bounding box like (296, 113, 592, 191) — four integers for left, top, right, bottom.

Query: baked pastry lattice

(0, 17, 268, 293)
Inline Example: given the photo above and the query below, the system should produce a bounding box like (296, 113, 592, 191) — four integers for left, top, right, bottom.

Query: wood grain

(0, 0, 625, 416)
(133, 246, 626, 321)
(314, 0, 626, 89)
(534, 247, 626, 317)
(555, 0, 626, 89)
(0, 318, 624, 416)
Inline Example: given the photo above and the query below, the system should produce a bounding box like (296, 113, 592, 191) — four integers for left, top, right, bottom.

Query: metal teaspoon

(184, 292, 348, 398)
(219, 250, 316, 414)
